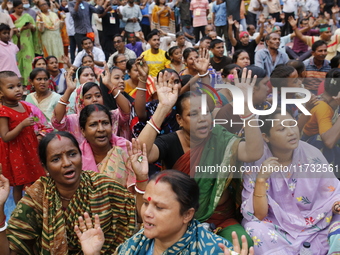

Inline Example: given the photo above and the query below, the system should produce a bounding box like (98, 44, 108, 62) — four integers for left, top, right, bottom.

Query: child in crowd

(0, 71, 45, 204)
(0, 23, 21, 78)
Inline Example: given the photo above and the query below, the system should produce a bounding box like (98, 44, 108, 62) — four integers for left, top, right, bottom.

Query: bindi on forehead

(148, 197, 151, 201)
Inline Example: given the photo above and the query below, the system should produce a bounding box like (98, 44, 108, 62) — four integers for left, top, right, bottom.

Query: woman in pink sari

(241, 110, 340, 255)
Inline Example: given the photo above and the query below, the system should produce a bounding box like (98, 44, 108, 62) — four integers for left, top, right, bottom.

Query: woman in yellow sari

(10, 0, 40, 85)
(151, 0, 175, 34)
(36, 0, 64, 62)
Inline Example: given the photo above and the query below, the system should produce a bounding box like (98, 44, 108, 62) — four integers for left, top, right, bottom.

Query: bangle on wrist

(253, 193, 266, 198)
(0, 221, 7, 232)
(58, 100, 68, 106)
(109, 86, 117, 94)
(0, 216, 6, 227)
(136, 178, 149, 183)
(198, 70, 209, 77)
(135, 185, 145, 194)
(136, 87, 147, 91)
(147, 120, 160, 134)
(113, 89, 121, 99)
(138, 77, 147, 83)
(60, 97, 69, 104)
(150, 117, 161, 131)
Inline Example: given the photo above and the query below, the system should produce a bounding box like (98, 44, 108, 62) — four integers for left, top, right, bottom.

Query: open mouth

(288, 138, 297, 144)
(64, 170, 76, 179)
(96, 136, 107, 142)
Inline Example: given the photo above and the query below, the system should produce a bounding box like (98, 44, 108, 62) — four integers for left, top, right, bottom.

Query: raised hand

(100, 62, 113, 89)
(228, 15, 235, 25)
(193, 47, 210, 75)
(65, 68, 76, 92)
(135, 55, 149, 79)
(234, 21, 240, 29)
(155, 71, 180, 110)
(233, 68, 257, 106)
(126, 139, 149, 179)
(218, 231, 255, 255)
(305, 93, 319, 111)
(258, 14, 266, 24)
(75, 212, 104, 255)
(0, 164, 10, 207)
(332, 5, 340, 14)
(288, 16, 297, 28)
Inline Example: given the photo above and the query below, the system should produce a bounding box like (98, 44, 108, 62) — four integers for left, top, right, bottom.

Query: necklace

(2, 101, 19, 107)
(60, 195, 72, 201)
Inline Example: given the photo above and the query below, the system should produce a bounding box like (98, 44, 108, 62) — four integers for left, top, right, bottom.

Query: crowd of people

(1, 0, 340, 254)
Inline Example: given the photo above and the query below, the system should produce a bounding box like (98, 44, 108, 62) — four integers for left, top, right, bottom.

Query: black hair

(146, 29, 159, 41)
(156, 68, 180, 84)
(126, 59, 136, 72)
(247, 24, 255, 31)
(300, 18, 309, 25)
(29, 68, 50, 80)
(180, 74, 193, 87)
(330, 55, 340, 69)
(32, 57, 47, 68)
(75, 66, 96, 81)
(241, 65, 267, 86)
(209, 39, 224, 49)
(270, 65, 296, 89)
(13, 0, 23, 8)
(286, 60, 305, 76)
(312, 40, 327, 52)
(175, 91, 200, 115)
(183, 47, 198, 61)
(221, 64, 240, 77)
(176, 31, 185, 38)
(113, 34, 124, 42)
(149, 170, 200, 215)
(165, 46, 180, 60)
(259, 108, 293, 136)
(46, 55, 58, 63)
(79, 104, 112, 130)
(81, 54, 94, 64)
(232, 49, 248, 64)
(0, 23, 10, 32)
(82, 82, 101, 97)
(81, 37, 93, 44)
(113, 53, 126, 65)
(199, 36, 212, 43)
(0, 71, 18, 86)
(324, 68, 340, 96)
(39, 131, 81, 166)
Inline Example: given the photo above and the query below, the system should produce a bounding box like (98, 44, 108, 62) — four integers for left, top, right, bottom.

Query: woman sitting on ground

(0, 131, 148, 254)
(79, 104, 135, 188)
(75, 170, 255, 255)
(241, 110, 340, 254)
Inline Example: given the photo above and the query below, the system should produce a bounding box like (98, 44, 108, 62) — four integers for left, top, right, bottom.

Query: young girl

(0, 71, 45, 203)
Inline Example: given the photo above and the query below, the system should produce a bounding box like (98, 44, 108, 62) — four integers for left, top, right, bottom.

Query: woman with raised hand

(76, 170, 255, 255)
(135, 67, 264, 246)
(51, 65, 131, 142)
(0, 130, 145, 254)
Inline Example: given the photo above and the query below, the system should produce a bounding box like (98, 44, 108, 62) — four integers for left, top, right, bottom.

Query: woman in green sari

(10, 0, 40, 85)
(134, 65, 264, 247)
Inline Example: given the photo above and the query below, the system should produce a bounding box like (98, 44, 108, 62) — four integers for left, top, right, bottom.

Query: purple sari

(241, 141, 340, 255)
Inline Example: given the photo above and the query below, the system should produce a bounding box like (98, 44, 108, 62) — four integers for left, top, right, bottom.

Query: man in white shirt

(72, 37, 105, 69)
(122, 0, 142, 33)
(107, 34, 137, 68)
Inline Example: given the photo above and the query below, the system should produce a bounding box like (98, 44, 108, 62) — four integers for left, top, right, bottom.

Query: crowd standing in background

(1, 0, 340, 254)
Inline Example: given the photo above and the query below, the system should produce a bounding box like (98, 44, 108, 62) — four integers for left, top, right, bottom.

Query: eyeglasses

(116, 59, 127, 64)
(113, 40, 122, 44)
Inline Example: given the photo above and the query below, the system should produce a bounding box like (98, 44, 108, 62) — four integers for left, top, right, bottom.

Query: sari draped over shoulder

(11, 13, 40, 85)
(241, 142, 340, 255)
(80, 135, 136, 191)
(7, 171, 136, 255)
(114, 219, 232, 255)
(173, 125, 242, 224)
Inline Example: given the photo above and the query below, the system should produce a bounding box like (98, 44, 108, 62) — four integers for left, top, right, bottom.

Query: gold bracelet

(138, 77, 147, 83)
(253, 193, 266, 197)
